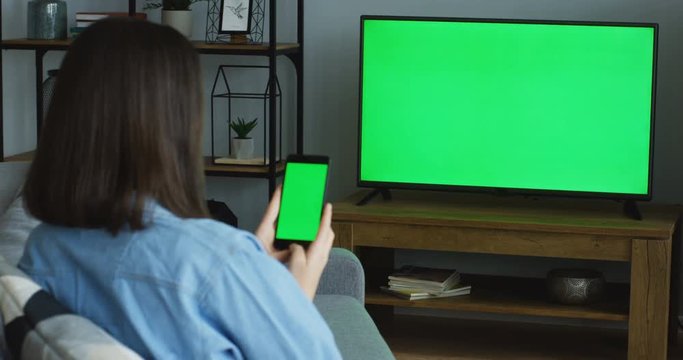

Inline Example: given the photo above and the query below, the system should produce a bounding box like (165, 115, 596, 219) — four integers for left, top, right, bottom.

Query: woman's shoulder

(112, 207, 268, 294)
(145, 206, 264, 257)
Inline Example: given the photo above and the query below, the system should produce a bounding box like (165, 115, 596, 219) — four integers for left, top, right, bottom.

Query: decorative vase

(547, 268, 605, 305)
(231, 138, 254, 159)
(27, 0, 67, 40)
(162, 10, 193, 38)
(42, 69, 59, 118)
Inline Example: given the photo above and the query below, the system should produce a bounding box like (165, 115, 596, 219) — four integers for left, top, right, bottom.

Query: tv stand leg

(628, 238, 671, 358)
(623, 200, 643, 221)
(356, 189, 392, 206)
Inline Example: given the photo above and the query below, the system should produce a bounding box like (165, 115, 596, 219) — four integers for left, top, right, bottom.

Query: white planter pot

(232, 138, 254, 159)
(162, 10, 192, 38)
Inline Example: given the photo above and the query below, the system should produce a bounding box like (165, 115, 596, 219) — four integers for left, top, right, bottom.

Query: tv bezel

(357, 15, 658, 201)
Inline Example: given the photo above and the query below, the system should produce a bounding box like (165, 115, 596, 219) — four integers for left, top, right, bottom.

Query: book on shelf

(72, 12, 147, 37)
(381, 283, 472, 301)
(70, 27, 87, 38)
(75, 12, 147, 21)
(388, 265, 461, 291)
(382, 265, 470, 300)
(76, 21, 96, 28)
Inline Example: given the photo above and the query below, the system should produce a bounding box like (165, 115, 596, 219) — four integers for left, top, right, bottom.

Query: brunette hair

(23, 18, 209, 233)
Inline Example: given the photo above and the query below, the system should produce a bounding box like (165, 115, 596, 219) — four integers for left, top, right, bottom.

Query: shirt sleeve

(199, 236, 342, 359)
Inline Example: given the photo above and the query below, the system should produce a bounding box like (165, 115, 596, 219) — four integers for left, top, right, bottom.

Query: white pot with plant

(230, 117, 258, 159)
(144, 0, 202, 37)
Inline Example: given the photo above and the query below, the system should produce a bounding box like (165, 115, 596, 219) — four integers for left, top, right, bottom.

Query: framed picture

(219, 0, 253, 34)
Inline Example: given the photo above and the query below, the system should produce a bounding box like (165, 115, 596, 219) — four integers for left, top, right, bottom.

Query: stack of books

(71, 12, 147, 38)
(381, 265, 471, 300)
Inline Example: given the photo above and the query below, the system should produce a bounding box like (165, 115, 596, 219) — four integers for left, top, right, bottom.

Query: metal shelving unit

(0, 0, 303, 196)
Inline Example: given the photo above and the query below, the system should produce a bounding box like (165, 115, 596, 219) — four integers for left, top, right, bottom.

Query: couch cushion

(314, 295, 394, 360)
(0, 196, 40, 265)
(0, 255, 142, 359)
(0, 162, 30, 215)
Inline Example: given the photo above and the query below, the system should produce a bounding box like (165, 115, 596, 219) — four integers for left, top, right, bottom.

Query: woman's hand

(254, 187, 335, 300)
(287, 203, 335, 300)
(254, 187, 290, 262)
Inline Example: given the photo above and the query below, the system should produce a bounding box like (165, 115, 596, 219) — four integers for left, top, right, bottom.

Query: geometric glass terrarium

(210, 64, 282, 165)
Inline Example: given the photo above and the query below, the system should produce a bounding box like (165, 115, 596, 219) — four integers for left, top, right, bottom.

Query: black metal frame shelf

(0, 0, 305, 197)
(204, 157, 286, 178)
(0, 39, 301, 56)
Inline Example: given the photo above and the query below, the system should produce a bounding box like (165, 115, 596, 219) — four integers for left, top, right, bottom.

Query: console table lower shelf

(331, 190, 680, 360)
(366, 273, 629, 322)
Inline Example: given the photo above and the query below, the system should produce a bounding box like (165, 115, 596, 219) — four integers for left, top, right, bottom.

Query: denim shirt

(18, 204, 341, 359)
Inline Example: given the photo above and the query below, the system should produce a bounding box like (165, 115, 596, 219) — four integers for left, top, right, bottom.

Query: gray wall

(3, 0, 683, 318)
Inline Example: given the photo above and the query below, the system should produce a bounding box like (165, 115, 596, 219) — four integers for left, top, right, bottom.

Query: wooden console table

(331, 190, 680, 359)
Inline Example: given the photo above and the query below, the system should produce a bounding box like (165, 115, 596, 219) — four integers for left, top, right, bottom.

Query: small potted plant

(229, 117, 258, 159)
(143, 0, 204, 37)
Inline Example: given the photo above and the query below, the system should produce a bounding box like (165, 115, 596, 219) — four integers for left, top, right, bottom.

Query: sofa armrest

(0, 256, 142, 359)
(316, 248, 365, 304)
(314, 295, 394, 360)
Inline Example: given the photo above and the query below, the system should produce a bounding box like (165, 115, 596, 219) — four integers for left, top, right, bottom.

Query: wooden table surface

(332, 190, 680, 360)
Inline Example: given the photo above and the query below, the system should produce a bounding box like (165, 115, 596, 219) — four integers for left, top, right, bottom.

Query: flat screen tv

(358, 16, 657, 200)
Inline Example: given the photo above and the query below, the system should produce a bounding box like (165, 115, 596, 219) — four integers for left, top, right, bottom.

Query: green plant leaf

(142, 2, 163, 10)
(229, 117, 258, 139)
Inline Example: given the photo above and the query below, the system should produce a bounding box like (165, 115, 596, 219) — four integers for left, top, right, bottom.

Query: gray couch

(0, 161, 393, 359)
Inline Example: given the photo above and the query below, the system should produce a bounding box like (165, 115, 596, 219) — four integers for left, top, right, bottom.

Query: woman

(18, 18, 341, 359)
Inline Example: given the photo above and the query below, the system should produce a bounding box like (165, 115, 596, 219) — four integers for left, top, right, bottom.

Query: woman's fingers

(272, 248, 291, 263)
(288, 244, 306, 273)
(320, 203, 332, 231)
(309, 204, 334, 259)
(284, 204, 334, 300)
(262, 186, 282, 225)
(254, 186, 282, 253)
(288, 244, 316, 299)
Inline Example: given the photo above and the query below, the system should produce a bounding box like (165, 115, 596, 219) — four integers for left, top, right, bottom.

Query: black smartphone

(274, 154, 330, 250)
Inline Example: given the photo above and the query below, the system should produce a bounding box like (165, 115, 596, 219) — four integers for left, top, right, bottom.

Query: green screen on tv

(359, 17, 656, 197)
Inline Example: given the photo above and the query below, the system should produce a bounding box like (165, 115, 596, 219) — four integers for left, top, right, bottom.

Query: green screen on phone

(276, 162, 328, 241)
